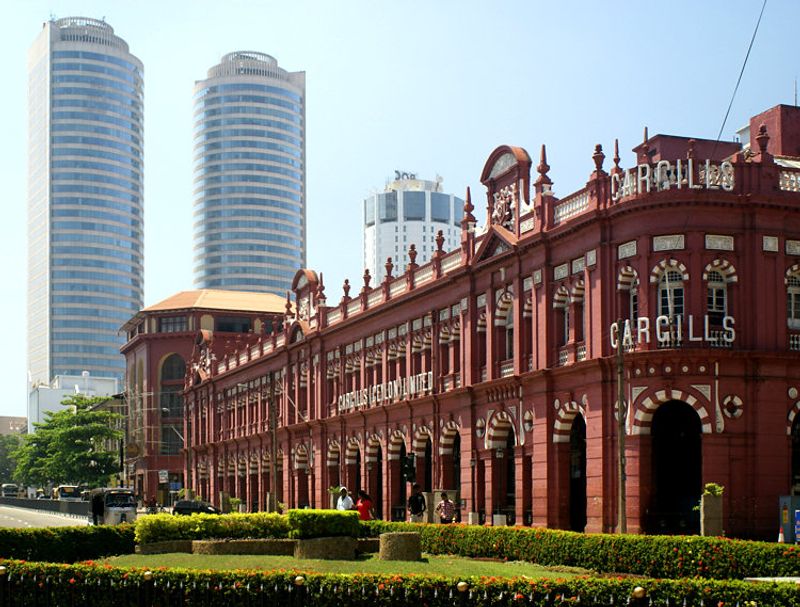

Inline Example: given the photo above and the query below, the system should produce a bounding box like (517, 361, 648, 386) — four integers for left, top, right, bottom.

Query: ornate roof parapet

(588, 143, 610, 212)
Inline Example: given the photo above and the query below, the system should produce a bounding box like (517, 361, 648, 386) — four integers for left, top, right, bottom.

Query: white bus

(1, 483, 19, 498)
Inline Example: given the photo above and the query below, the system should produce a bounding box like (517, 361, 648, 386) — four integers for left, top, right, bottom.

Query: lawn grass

(103, 553, 587, 579)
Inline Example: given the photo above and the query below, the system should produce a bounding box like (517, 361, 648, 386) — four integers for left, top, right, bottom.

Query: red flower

(68, 578, 76, 585)
(515, 593, 525, 600)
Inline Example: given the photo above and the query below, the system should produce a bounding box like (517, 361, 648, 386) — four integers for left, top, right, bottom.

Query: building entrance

(569, 414, 587, 532)
(649, 400, 701, 534)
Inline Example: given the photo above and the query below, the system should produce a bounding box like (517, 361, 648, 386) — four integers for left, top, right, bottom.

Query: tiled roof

(141, 289, 287, 314)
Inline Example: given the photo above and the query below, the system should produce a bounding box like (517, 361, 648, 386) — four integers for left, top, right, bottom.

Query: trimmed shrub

(134, 512, 289, 544)
(360, 520, 800, 580)
(2, 559, 800, 606)
(0, 525, 134, 562)
(286, 509, 360, 539)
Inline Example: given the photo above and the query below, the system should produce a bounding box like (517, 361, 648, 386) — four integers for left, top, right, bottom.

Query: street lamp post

(269, 373, 278, 513)
(615, 318, 628, 534)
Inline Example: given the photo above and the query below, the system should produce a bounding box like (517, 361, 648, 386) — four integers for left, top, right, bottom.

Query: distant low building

(27, 372, 119, 434)
(0, 417, 27, 435)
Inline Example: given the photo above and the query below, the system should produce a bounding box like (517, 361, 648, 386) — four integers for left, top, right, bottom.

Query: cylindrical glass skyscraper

(193, 51, 306, 294)
(27, 17, 144, 384)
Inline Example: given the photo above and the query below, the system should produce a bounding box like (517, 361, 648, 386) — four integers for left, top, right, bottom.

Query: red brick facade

(182, 104, 800, 538)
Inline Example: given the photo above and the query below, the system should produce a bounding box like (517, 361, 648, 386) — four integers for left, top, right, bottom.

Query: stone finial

(316, 272, 326, 304)
(435, 230, 445, 253)
(687, 138, 696, 160)
(285, 291, 293, 318)
(408, 244, 418, 270)
(643, 126, 649, 143)
(362, 268, 371, 290)
(592, 144, 605, 173)
(756, 123, 770, 154)
(613, 138, 621, 173)
(535, 144, 552, 187)
(461, 187, 476, 229)
(342, 278, 351, 299)
(385, 257, 394, 280)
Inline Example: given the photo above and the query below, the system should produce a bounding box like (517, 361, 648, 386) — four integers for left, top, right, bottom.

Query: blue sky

(1, 0, 796, 417)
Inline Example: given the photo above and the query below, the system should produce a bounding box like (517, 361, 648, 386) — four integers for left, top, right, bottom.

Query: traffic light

(402, 453, 416, 483)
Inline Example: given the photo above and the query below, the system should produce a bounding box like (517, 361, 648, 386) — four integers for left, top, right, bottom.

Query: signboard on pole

(158, 469, 169, 484)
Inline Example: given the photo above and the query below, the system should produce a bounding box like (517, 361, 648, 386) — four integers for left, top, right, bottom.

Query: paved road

(0, 505, 88, 528)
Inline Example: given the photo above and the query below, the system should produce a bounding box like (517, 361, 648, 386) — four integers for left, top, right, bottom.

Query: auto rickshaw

(88, 488, 137, 525)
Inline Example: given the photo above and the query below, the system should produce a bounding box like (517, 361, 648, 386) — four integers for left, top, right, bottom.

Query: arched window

(706, 270, 727, 326)
(160, 354, 186, 420)
(554, 287, 570, 347)
(629, 278, 639, 324)
(788, 273, 800, 330)
(658, 270, 684, 319)
(504, 312, 514, 360)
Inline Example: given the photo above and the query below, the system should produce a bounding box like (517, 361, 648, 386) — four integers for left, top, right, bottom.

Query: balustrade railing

(790, 332, 800, 352)
(780, 169, 800, 192)
(499, 359, 514, 377)
(576, 342, 587, 361)
(553, 189, 589, 224)
(557, 348, 569, 366)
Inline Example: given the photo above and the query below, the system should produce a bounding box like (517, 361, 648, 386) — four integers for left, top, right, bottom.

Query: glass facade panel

(378, 192, 397, 222)
(431, 192, 450, 222)
(403, 191, 426, 221)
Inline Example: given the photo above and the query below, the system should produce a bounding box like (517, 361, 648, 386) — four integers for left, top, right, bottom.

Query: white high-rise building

(193, 51, 306, 295)
(27, 17, 144, 385)
(363, 173, 464, 279)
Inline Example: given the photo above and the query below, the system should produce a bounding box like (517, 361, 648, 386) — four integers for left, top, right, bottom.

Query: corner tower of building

(193, 51, 306, 295)
(27, 17, 144, 385)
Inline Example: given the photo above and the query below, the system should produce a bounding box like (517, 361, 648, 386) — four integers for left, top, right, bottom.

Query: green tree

(0, 433, 22, 482)
(12, 394, 121, 488)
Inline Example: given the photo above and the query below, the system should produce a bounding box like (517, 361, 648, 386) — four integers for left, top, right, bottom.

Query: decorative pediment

(472, 225, 518, 265)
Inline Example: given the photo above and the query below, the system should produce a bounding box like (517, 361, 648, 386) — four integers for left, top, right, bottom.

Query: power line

(714, 0, 768, 146)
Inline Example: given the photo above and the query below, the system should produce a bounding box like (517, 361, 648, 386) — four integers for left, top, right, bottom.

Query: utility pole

(616, 318, 627, 534)
(269, 372, 278, 513)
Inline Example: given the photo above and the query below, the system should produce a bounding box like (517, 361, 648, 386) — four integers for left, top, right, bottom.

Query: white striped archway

(787, 400, 800, 435)
(553, 285, 569, 309)
(631, 388, 712, 435)
(570, 279, 585, 304)
(365, 434, 382, 463)
(487, 410, 516, 449)
(523, 293, 533, 318)
(617, 265, 639, 291)
(387, 429, 407, 460)
(477, 311, 487, 333)
(412, 425, 433, 457)
(344, 437, 361, 465)
(649, 258, 689, 283)
(294, 443, 309, 471)
(553, 400, 585, 443)
(326, 439, 341, 467)
(702, 258, 738, 283)
(439, 420, 461, 455)
(785, 264, 800, 284)
(494, 290, 514, 326)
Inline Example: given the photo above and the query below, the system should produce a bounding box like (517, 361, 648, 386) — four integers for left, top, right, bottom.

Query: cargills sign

(610, 314, 735, 348)
(611, 159, 734, 201)
(338, 371, 435, 413)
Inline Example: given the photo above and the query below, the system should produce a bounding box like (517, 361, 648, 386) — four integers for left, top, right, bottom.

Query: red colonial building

(181, 104, 800, 539)
(120, 290, 286, 505)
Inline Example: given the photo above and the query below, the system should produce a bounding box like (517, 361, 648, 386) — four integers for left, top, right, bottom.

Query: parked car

(173, 500, 221, 515)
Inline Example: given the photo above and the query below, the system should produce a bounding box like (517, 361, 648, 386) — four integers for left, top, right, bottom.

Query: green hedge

(0, 525, 134, 562)
(1, 559, 799, 606)
(134, 512, 289, 544)
(361, 521, 800, 580)
(287, 509, 360, 539)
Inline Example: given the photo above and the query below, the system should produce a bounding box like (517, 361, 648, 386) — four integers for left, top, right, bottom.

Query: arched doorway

(792, 417, 800, 492)
(452, 433, 461, 491)
(424, 438, 433, 491)
(504, 433, 516, 522)
(649, 400, 702, 534)
(569, 415, 587, 532)
(370, 445, 383, 518)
